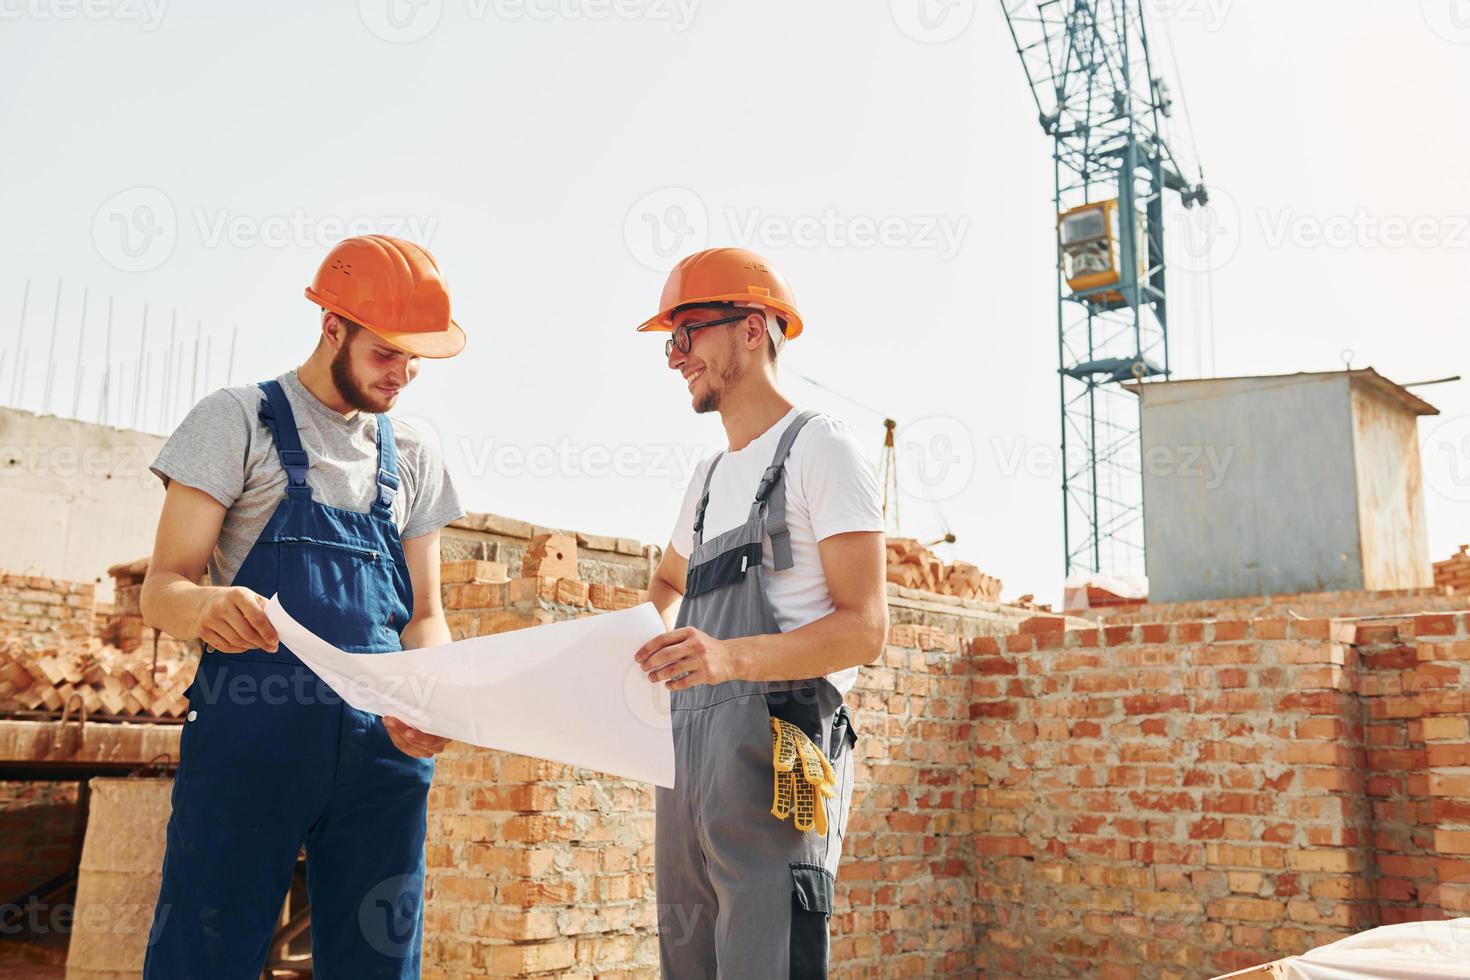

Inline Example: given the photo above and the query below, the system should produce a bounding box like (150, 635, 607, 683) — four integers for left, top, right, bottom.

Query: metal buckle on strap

(754, 464, 783, 503)
(279, 449, 309, 487)
(376, 468, 400, 509)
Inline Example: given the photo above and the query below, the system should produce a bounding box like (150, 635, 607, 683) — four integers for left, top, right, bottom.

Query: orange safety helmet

(636, 247, 804, 341)
(305, 235, 466, 358)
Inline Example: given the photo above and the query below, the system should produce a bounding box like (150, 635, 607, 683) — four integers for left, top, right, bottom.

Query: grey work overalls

(655, 410, 859, 980)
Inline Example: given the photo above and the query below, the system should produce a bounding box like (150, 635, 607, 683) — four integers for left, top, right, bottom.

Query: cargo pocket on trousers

(789, 862, 834, 980)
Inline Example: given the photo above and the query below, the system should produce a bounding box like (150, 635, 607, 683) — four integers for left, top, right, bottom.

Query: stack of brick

(100, 558, 195, 659)
(0, 641, 191, 719)
(0, 567, 194, 721)
(1434, 544, 1470, 592)
(0, 572, 96, 647)
(886, 537, 1002, 602)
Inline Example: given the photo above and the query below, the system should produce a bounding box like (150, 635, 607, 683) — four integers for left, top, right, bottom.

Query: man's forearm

(729, 606, 888, 682)
(649, 576, 683, 629)
(400, 611, 452, 650)
(140, 573, 213, 641)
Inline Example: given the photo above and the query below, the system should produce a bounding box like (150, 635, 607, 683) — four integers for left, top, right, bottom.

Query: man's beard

(693, 341, 744, 414)
(331, 340, 393, 413)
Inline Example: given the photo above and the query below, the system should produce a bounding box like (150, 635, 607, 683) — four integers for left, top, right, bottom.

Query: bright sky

(2, 0, 1468, 605)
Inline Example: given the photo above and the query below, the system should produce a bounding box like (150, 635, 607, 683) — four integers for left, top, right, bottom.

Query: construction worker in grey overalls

(633, 247, 890, 978)
(139, 236, 464, 977)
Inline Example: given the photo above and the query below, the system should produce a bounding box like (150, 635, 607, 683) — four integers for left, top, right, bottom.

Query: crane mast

(1000, 0, 1207, 579)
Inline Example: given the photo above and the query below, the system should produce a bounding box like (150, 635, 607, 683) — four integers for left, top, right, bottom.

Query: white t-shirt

(670, 408, 884, 695)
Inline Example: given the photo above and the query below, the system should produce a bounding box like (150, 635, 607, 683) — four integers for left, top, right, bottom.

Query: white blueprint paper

(265, 595, 675, 787)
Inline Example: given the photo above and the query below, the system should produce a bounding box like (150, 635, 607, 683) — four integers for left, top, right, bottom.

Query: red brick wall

(425, 548, 1470, 978)
(969, 611, 1470, 977)
(0, 781, 80, 903)
(0, 573, 95, 646)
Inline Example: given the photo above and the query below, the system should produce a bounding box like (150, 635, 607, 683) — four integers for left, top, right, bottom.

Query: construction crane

(999, 0, 1208, 579)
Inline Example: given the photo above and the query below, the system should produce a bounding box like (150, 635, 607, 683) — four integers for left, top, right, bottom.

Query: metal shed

(1126, 369, 1439, 603)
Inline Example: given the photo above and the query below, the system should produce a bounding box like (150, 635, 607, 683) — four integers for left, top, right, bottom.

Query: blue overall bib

(145, 379, 434, 979)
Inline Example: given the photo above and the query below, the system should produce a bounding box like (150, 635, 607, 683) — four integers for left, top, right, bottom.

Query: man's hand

(196, 587, 279, 653)
(635, 627, 744, 690)
(384, 716, 450, 758)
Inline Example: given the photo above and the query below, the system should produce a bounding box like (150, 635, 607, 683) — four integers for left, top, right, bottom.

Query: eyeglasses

(664, 313, 749, 358)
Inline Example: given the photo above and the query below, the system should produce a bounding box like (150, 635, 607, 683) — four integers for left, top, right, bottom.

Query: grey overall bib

(655, 410, 859, 980)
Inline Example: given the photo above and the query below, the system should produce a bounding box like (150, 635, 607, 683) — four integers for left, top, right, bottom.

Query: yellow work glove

(770, 717, 837, 835)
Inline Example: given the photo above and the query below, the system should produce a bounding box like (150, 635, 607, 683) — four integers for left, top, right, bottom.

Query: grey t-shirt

(150, 369, 465, 587)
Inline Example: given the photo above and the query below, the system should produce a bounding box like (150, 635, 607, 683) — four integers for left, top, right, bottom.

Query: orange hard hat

(636, 247, 804, 341)
(305, 235, 466, 358)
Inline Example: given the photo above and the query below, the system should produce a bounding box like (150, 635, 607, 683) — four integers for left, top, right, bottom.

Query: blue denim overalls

(145, 379, 434, 979)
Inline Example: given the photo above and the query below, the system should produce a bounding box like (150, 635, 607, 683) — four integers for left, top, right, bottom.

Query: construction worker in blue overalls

(633, 247, 890, 978)
(139, 236, 466, 978)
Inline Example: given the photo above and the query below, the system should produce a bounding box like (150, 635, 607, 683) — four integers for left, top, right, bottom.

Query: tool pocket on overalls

(788, 862, 834, 979)
(827, 705, 857, 764)
(766, 686, 838, 834)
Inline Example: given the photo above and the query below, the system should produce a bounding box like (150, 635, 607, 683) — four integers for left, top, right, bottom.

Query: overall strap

(374, 415, 400, 514)
(754, 410, 821, 571)
(691, 453, 724, 548)
(256, 380, 312, 500)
